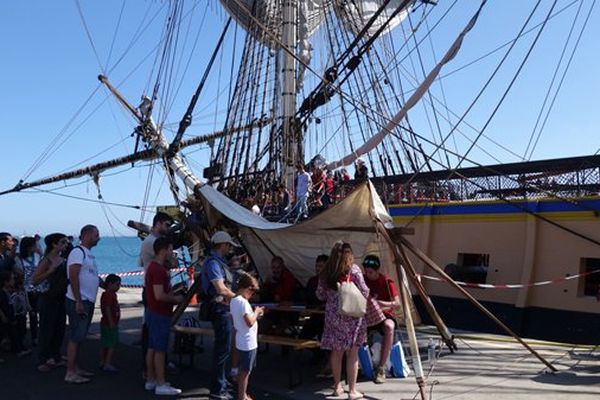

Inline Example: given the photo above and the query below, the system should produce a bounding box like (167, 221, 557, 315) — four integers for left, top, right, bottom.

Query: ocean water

(92, 236, 190, 287)
(92, 236, 143, 286)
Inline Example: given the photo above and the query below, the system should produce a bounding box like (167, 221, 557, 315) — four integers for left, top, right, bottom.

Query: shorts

(237, 348, 257, 373)
(367, 316, 397, 336)
(66, 298, 94, 343)
(100, 326, 119, 348)
(146, 310, 171, 353)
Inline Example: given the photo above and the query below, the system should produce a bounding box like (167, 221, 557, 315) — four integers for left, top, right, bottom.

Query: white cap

(211, 231, 239, 247)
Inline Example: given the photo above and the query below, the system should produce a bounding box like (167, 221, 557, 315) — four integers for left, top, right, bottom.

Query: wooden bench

(173, 325, 320, 387)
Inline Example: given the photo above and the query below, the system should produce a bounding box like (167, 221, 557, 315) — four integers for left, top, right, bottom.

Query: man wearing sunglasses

(362, 254, 400, 384)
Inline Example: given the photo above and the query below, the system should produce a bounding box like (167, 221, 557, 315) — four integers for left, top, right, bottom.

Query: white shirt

(230, 295, 258, 351)
(296, 171, 311, 198)
(66, 246, 99, 303)
(139, 233, 159, 273)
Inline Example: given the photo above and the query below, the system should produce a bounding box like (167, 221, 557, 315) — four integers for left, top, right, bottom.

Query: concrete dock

(1, 288, 599, 399)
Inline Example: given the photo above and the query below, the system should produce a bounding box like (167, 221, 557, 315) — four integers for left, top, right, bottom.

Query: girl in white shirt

(230, 273, 264, 400)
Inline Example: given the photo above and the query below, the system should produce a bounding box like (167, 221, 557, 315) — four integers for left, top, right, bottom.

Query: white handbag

(338, 275, 367, 318)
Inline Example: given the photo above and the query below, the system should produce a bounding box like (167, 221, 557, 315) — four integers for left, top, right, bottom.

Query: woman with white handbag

(317, 241, 369, 400)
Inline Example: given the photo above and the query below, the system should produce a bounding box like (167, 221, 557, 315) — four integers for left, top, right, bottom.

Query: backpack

(46, 261, 68, 299)
(46, 246, 84, 299)
(198, 255, 232, 321)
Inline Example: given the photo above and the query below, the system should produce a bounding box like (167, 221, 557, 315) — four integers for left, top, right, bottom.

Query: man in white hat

(202, 231, 238, 400)
(354, 158, 369, 181)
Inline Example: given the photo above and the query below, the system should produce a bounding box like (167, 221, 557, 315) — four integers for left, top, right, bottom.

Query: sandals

(348, 391, 364, 400)
(64, 373, 90, 384)
(330, 387, 345, 398)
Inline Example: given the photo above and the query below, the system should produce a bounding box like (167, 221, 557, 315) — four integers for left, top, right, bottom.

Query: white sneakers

(145, 381, 182, 396)
(155, 383, 182, 396)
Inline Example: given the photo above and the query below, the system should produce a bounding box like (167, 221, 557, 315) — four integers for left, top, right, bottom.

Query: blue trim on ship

(388, 198, 600, 217)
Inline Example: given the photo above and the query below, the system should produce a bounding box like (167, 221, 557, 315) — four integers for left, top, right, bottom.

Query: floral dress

(317, 264, 369, 351)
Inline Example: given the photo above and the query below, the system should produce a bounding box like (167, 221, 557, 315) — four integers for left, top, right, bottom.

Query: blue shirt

(201, 250, 231, 299)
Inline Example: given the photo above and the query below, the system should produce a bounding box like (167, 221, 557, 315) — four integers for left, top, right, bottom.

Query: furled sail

(334, 0, 414, 38)
(219, 0, 328, 48)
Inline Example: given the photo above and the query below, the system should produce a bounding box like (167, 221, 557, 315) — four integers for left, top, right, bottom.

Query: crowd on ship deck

(0, 216, 404, 399)
(222, 160, 364, 223)
(219, 159, 463, 224)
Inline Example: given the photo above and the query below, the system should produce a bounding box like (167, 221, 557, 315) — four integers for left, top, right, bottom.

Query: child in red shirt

(100, 274, 121, 372)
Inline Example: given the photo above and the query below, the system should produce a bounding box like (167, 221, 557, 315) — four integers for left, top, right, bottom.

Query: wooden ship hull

(375, 154, 600, 344)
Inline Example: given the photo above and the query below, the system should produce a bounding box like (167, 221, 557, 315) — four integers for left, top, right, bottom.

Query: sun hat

(211, 231, 239, 247)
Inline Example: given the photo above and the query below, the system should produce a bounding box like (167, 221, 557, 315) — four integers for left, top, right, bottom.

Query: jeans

(37, 294, 66, 364)
(293, 193, 309, 222)
(210, 309, 232, 395)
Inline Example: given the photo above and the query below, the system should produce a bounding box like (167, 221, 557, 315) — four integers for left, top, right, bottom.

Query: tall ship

(2, 0, 599, 345)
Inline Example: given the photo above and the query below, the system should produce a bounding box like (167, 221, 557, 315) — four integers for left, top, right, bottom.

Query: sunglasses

(363, 260, 379, 267)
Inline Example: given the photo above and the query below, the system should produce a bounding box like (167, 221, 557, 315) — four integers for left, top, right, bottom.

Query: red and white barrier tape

(104, 267, 598, 291)
(99, 267, 187, 279)
(418, 269, 600, 289)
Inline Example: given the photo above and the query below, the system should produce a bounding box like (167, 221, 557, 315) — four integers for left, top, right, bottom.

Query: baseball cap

(362, 254, 380, 268)
(211, 231, 240, 247)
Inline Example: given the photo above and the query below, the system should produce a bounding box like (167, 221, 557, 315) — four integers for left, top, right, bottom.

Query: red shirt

(365, 273, 398, 318)
(100, 291, 120, 327)
(145, 261, 173, 316)
(273, 268, 297, 302)
(325, 177, 334, 195)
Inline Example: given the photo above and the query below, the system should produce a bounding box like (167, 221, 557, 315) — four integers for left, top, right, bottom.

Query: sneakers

(64, 373, 90, 384)
(155, 383, 182, 396)
(145, 381, 157, 391)
(374, 367, 386, 384)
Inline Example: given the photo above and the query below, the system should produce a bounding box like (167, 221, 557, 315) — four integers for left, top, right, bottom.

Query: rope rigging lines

(6, 0, 600, 256)
(523, 0, 597, 160)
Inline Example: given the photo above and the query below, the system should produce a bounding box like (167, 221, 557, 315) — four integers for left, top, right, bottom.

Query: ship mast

(281, 0, 300, 184)
(99, 75, 202, 198)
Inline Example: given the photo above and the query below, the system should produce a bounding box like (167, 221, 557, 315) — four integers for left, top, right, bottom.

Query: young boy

(9, 273, 32, 358)
(100, 274, 121, 372)
(144, 237, 184, 396)
(230, 273, 264, 400)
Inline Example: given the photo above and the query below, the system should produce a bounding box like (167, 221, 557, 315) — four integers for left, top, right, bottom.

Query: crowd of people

(226, 158, 461, 225)
(0, 212, 401, 400)
(0, 226, 107, 380)
(198, 232, 401, 399)
(225, 160, 369, 223)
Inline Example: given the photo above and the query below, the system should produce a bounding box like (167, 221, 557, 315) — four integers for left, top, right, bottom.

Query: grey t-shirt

(139, 233, 159, 272)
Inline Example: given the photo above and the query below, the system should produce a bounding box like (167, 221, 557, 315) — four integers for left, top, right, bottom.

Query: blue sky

(0, 0, 598, 236)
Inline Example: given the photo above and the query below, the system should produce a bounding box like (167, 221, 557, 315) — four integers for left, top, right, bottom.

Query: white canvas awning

(198, 180, 421, 323)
